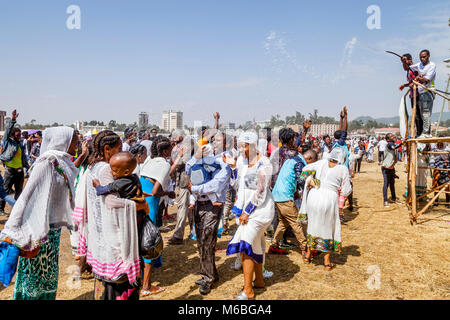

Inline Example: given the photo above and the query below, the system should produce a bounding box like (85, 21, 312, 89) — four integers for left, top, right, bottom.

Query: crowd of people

(0, 103, 448, 301)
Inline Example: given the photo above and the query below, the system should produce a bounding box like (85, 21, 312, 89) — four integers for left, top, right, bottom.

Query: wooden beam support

(414, 182, 450, 219)
(415, 182, 450, 201)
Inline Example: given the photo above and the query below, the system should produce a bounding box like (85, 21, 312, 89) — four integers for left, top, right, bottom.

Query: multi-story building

(0, 111, 6, 131)
(309, 123, 340, 137)
(223, 122, 236, 130)
(139, 112, 149, 129)
(286, 123, 339, 137)
(161, 110, 183, 132)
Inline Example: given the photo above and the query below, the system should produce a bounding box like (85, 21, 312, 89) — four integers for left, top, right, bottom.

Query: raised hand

(11, 109, 19, 121)
(303, 119, 312, 129)
(80, 140, 89, 156)
(222, 154, 237, 168)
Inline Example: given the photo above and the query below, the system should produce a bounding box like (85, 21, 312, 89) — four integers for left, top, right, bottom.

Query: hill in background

(353, 112, 450, 125)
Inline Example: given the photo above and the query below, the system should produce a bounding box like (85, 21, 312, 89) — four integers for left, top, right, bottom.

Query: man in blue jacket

(0, 110, 27, 215)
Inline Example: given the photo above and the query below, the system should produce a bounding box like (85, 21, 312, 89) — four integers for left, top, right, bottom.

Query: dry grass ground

(0, 158, 448, 300)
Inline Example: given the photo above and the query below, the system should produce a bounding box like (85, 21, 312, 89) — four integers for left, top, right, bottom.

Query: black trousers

(378, 151, 384, 164)
(354, 157, 363, 173)
(382, 167, 396, 202)
(194, 201, 221, 284)
(0, 166, 24, 210)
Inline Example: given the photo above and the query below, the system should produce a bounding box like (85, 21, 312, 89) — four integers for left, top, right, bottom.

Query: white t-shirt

(411, 61, 436, 94)
(378, 140, 387, 152)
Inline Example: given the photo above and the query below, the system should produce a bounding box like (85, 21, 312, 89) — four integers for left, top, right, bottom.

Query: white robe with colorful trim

(226, 156, 274, 264)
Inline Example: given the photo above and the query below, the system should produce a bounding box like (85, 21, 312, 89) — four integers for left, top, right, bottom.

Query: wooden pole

(412, 80, 450, 101)
(410, 85, 417, 138)
(410, 141, 417, 224)
(416, 217, 450, 222)
(418, 167, 450, 171)
(406, 141, 411, 207)
(414, 181, 450, 218)
(419, 151, 450, 154)
(416, 182, 450, 201)
(408, 84, 418, 225)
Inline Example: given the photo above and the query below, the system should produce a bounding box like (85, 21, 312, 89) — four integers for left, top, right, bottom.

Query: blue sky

(0, 0, 449, 126)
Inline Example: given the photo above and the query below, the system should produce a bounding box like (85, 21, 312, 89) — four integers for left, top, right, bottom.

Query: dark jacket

(0, 120, 29, 169)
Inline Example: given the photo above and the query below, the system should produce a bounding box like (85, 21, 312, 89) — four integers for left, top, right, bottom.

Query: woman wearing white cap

(224, 131, 275, 300)
(298, 147, 352, 270)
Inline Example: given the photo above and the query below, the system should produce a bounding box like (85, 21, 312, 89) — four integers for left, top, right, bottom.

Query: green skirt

(13, 229, 62, 300)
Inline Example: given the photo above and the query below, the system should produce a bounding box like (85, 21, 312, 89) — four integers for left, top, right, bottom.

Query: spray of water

(263, 31, 365, 86)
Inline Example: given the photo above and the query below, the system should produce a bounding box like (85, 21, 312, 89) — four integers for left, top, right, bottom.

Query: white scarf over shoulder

(140, 156, 171, 191)
(0, 127, 78, 250)
(79, 162, 140, 284)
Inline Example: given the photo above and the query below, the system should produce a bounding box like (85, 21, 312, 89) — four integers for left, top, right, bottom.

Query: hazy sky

(1, 0, 449, 127)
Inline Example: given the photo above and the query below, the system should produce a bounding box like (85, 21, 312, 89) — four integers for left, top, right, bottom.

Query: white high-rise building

(161, 110, 183, 132)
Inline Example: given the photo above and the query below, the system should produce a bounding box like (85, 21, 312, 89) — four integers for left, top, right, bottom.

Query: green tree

(308, 109, 319, 123)
(108, 120, 117, 129)
(294, 111, 305, 125)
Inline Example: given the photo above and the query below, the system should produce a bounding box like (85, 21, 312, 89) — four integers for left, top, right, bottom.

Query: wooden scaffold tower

(406, 81, 450, 225)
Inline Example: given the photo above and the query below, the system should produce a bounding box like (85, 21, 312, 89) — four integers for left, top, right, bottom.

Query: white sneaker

(263, 269, 274, 279)
(384, 201, 390, 208)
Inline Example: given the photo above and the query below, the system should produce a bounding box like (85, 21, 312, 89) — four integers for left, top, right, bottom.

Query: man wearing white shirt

(377, 137, 387, 165)
(410, 49, 436, 137)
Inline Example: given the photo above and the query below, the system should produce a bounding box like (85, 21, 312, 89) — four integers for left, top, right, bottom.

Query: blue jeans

(418, 91, 434, 135)
(0, 173, 16, 207)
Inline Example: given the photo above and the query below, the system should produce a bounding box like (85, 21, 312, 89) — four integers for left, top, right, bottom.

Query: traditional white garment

(416, 143, 428, 196)
(140, 156, 171, 191)
(73, 165, 89, 256)
(257, 138, 268, 157)
(78, 162, 140, 284)
(299, 159, 351, 252)
(366, 142, 374, 161)
(226, 156, 275, 264)
(0, 127, 78, 250)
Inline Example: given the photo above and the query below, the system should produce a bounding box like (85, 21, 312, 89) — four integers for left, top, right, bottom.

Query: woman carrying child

(139, 135, 183, 297)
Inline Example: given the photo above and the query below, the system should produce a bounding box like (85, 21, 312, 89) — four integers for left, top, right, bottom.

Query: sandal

(324, 263, 336, 271)
(141, 286, 166, 297)
(302, 251, 312, 264)
(235, 292, 255, 300)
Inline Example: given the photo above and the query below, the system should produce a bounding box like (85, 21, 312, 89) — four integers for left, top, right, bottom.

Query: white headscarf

(238, 131, 258, 145)
(327, 147, 347, 165)
(1, 126, 78, 250)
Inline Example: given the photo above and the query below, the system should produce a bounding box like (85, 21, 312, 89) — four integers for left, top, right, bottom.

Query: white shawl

(81, 162, 140, 284)
(0, 127, 78, 250)
(140, 156, 171, 191)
